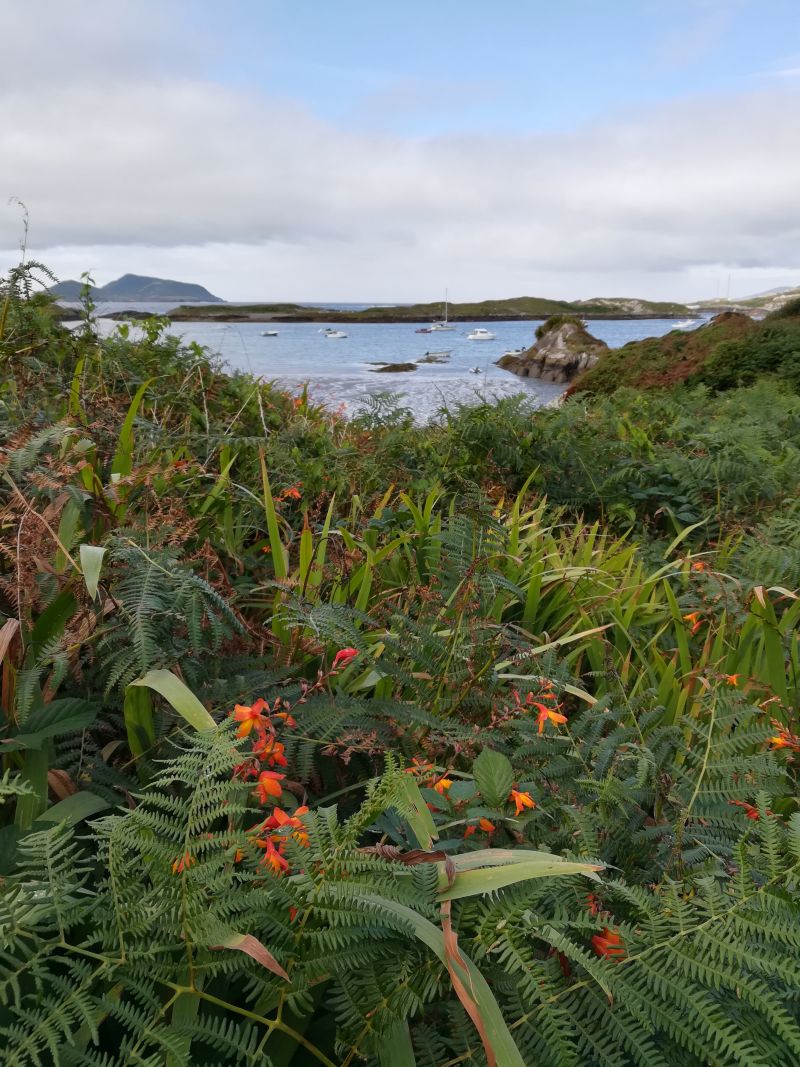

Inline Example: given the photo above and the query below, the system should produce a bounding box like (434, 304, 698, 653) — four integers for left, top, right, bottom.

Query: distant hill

(49, 273, 223, 303)
(690, 285, 800, 315)
(569, 299, 800, 397)
(168, 294, 692, 324)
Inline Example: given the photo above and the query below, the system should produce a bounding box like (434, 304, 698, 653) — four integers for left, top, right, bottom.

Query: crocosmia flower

(255, 770, 285, 803)
(592, 927, 625, 959)
(510, 789, 536, 815)
(331, 648, 359, 671)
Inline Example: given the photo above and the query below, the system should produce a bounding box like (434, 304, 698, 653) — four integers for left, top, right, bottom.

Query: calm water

(81, 307, 705, 422)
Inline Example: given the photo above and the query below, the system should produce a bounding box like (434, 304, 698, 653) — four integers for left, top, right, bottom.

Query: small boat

(429, 289, 456, 331)
(323, 328, 347, 339)
(467, 328, 496, 341)
(502, 347, 525, 357)
(415, 326, 433, 334)
(260, 329, 279, 337)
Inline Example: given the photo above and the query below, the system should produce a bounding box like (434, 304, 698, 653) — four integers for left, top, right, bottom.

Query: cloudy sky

(2, 0, 799, 302)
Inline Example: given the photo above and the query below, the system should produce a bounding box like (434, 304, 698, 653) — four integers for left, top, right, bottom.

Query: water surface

(84, 308, 705, 422)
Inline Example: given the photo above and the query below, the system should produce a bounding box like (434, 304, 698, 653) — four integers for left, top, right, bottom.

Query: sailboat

(429, 289, 456, 331)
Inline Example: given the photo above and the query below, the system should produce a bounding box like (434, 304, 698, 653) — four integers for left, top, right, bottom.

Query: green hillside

(168, 293, 691, 323)
(570, 302, 800, 396)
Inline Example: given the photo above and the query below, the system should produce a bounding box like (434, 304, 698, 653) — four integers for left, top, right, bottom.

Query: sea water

(82, 307, 704, 423)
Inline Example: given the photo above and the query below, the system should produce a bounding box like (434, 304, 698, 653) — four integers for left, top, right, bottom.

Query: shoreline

(99, 307, 695, 324)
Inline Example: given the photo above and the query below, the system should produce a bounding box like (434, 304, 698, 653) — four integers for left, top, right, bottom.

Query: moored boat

(467, 328, 496, 341)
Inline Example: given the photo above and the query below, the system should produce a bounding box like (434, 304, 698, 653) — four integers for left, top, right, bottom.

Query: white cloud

(1, 1, 799, 301)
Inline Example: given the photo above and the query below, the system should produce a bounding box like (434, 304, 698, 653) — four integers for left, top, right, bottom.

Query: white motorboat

(323, 328, 347, 339)
(502, 347, 525, 357)
(467, 328, 496, 341)
(260, 329, 279, 336)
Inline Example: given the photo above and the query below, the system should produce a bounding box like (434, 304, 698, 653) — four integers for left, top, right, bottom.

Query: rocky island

(495, 315, 609, 384)
(49, 273, 223, 303)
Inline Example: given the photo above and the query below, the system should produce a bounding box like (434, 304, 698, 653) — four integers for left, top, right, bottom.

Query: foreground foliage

(1, 268, 799, 1065)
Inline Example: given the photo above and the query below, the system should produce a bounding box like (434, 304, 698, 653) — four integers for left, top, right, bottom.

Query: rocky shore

(495, 316, 608, 384)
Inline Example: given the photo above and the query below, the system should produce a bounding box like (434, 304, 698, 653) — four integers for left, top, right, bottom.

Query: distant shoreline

(85, 296, 698, 324)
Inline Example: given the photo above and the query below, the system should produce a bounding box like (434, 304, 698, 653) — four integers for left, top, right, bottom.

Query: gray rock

(495, 316, 608, 384)
(371, 362, 418, 373)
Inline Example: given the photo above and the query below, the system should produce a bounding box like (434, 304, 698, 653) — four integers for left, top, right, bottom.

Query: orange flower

(272, 710, 297, 728)
(682, 611, 703, 635)
(259, 838, 290, 874)
(171, 851, 195, 874)
(536, 704, 568, 734)
(265, 805, 310, 847)
(768, 734, 791, 749)
(433, 776, 453, 795)
(253, 735, 288, 767)
(464, 816, 495, 838)
(767, 725, 800, 751)
(592, 927, 625, 959)
(510, 789, 536, 816)
(233, 701, 270, 738)
(724, 674, 740, 686)
(255, 770, 285, 804)
(331, 647, 359, 672)
(406, 756, 435, 778)
(730, 799, 771, 820)
(586, 893, 601, 916)
(691, 560, 709, 572)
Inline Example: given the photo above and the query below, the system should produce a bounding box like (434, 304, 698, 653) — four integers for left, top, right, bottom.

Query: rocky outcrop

(371, 362, 417, 373)
(496, 316, 608, 384)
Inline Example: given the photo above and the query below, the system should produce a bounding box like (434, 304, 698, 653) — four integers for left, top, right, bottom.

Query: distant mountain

(690, 285, 800, 314)
(49, 273, 223, 303)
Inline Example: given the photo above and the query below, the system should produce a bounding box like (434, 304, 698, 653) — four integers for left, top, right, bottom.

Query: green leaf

(472, 748, 514, 808)
(111, 378, 152, 477)
(358, 893, 525, 1067)
(56, 499, 83, 574)
(2, 698, 99, 751)
(397, 772, 439, 850)
(14, 747, 49, 829)
(379, 1022, 416, 1067)
(123, 684, 156, 761)
(37, 790, 110, 825)
(128, 669, 216, 732)
(29, 589, 76, 656)
(213, 933, 289, 981)
(79, 544, 106, 601)
(438, 856, 603, 901)
(259, 452, 288, 580)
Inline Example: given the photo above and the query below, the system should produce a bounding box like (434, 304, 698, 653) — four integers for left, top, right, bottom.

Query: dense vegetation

(570, 304, 800, 396)
(1, 265, 799, 1066)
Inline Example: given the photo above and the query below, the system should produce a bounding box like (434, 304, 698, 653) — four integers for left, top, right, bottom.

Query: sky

(1, 0, 800, 302)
